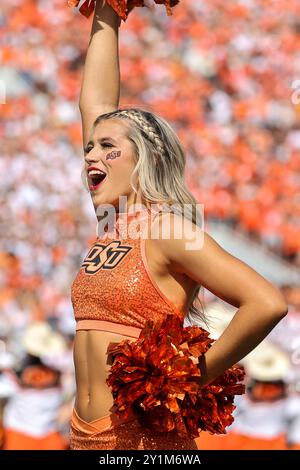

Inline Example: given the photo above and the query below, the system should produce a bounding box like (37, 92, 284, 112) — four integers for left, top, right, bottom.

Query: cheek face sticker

(106, 150, 121, 161)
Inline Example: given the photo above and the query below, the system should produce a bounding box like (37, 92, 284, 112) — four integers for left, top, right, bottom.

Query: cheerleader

(68, 0, 288, 450)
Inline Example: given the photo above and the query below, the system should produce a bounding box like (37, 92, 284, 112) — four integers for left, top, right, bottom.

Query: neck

(95, 201, 162, 239)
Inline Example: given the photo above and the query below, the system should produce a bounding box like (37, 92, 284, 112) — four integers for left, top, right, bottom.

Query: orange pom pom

(67, 0, 95, 18)
(106, 314, 245, 438)
(68, 0, 180, 22)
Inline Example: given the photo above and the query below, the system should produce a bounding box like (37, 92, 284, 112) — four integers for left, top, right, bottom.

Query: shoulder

(148, 210, 207, 273)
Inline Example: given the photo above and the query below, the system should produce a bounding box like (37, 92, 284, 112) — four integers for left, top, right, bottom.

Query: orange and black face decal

(106, 150, 121, 160)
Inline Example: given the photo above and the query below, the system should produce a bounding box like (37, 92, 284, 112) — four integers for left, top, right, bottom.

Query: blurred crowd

(1, 0, 300, 449)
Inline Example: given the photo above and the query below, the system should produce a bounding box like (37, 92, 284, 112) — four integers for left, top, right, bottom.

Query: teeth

(89, 170, 105, 175)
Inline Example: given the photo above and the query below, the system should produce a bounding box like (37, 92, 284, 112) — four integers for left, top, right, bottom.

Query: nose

(84, 147, 107, 168)
(84, 145, 108, 172)
(84, 150, 99, 165)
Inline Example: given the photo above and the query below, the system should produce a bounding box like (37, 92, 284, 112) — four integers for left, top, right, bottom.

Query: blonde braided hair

(96, 108, 167, 165)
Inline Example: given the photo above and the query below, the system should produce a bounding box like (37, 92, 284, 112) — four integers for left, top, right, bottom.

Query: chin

(92, 194, 118, 211)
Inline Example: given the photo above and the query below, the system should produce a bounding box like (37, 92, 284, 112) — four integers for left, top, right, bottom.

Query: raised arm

(79, 0, 121, 148)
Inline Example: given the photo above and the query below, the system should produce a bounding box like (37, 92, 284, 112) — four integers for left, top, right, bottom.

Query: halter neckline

(96, 203, 164, 239)
(116, 203, 164, 219)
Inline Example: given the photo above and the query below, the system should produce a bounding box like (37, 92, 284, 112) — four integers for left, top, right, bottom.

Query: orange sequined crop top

(71, 206, 186, 338)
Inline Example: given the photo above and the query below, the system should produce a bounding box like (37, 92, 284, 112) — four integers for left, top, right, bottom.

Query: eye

(102, 143, 113, 148)
(84, 145, 93, 154)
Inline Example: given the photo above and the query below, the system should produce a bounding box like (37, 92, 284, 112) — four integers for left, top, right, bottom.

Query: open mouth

(88, 169, 107, 191)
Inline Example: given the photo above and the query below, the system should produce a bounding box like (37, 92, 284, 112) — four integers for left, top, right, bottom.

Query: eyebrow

(98, 137, 117, 143)
(84, 137, 117, 153)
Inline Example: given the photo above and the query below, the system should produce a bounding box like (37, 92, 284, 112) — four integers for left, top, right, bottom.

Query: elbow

(78, 100, 83, 113)
(78, 100, 88, 114)
(78, 92, 86, 113)
(275, 303, 289, 319)
(264, 299, 289, 320)
(78, 101, 118, 115)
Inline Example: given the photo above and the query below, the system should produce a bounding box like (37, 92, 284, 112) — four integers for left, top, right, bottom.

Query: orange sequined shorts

(69, 407, 198, 450)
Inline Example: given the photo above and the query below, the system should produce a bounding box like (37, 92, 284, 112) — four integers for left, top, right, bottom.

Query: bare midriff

(73, 329, 138, 423)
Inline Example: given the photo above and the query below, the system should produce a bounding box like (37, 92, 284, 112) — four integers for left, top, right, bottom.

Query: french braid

(94, 109, 167, 163)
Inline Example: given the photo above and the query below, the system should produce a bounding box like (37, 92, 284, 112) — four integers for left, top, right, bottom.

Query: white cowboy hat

(241, 341, 290, 381)
(22, 322, 67, 358)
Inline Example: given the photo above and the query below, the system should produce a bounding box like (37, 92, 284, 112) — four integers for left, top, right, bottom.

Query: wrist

(196, 354, 210, 388)
(95, 0, 119, 21)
